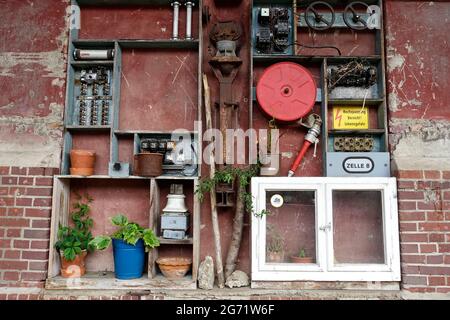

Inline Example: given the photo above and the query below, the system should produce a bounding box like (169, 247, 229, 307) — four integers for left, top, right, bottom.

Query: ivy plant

(195, 164, 270, 218)
(55, 194, 94, 261)
(89, 214, 160, 252)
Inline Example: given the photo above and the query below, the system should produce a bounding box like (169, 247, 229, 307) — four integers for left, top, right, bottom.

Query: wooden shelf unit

(250, 0, 390, 178)
(48, 0, 203, 289)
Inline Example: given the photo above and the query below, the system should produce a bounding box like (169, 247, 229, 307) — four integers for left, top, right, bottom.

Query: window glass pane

(332, 190, 385, 264)
(265, 190, 316, 264)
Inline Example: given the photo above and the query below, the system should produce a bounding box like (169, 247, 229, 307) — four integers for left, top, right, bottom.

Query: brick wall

(0, 166, 58, 287)
(396, 170, 450, 293)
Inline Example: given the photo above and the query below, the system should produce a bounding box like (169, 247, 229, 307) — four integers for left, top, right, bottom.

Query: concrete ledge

(3, 287, 449, 300)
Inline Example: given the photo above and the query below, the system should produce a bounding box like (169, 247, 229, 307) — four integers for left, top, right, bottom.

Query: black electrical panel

(253, 6, 293, 55)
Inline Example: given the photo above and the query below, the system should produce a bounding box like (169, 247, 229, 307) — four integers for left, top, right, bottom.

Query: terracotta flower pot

(156, 257, 192, 279)
(290, 256, 315, 264)
(70, 149, 96, 176)
(60, 250, 87, 278)
(267, 251, 284, 263)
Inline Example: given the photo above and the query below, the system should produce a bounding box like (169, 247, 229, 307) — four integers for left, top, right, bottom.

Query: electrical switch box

(161, 213, 190, 231)
(252, 5, 293, 55)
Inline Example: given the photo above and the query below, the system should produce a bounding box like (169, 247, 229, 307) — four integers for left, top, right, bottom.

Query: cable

(269, 39, 342, 56)
(295, 42, 342, 56)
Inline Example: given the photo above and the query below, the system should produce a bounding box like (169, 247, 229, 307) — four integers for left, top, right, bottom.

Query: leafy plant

(55, 194, 94, 261)
(195, 164, 269, 218)
(266, 224, 284, 254)
(298, 248, 307, 258)
(89, 214, 160, 252)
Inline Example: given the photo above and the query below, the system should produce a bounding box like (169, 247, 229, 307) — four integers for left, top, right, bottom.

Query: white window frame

(251, 177, 401, 282)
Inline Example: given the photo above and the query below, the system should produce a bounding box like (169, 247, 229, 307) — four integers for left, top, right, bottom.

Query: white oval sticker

(343, 157, 374, 173)
(270, 194, 284, 208)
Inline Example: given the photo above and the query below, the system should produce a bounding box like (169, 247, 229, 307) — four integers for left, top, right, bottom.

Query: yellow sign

(333, 107, 369, 130)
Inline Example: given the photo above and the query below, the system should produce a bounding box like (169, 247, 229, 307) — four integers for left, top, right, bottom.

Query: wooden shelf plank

(72, 40, 115, 48)
(71, 60, 114, 66)
(155, 175, 198, 180)
(55, 175, 148, 179)
(328, 99, 385, 106)
(328, 129, 386, 135)
(45, 272, 196, 290)
(253, 55, 382, 63)
(114, 130, 199, 136)
(66, 125, 111, 132)
(55, 175, 198, 180)
(118, 39, 199, 49)
(158, 237, 193, 245)
(73, 39, 199, 50)
(76, 0, 175, 7)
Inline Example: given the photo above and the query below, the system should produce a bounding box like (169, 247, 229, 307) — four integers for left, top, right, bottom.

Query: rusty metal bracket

(209, 21, 243, 169)
(208, 21, 244, 207)
(216, 182, 236, 208)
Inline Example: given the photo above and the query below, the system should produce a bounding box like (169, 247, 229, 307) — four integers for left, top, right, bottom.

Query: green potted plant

(89, 214, 160, 280)
(266, 224, 284, 263)
(290, 247, 315, 264)
(55, 194, 94, 278)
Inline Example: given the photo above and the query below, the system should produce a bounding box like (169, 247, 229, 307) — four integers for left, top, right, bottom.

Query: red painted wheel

(256, 62, 317, 122)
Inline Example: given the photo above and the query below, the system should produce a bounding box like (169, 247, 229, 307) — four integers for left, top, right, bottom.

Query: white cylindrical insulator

(185, 2, 194, 40)
(73, 49, 114, 60)
(172, 2, 180, 39)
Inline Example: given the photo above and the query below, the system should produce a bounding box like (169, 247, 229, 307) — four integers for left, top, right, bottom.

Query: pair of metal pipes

(171, 1, 194, 40)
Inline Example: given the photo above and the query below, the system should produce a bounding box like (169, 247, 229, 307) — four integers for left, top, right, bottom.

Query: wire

(296, 42, 342, 56)
(269, 39, 342, 56)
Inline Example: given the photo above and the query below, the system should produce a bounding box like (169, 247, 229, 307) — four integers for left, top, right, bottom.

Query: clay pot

(156, 257, 192, 279)
(267, 251, 284, 263)
(60, 250, 87, 278)
(290, 256, 315, 264)
(70, 149, 96, 176)
(133, 153, 163, 177)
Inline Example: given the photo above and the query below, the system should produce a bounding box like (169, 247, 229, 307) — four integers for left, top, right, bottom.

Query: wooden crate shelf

(46, 272, 196, 290)
(49, 0, 203, 290)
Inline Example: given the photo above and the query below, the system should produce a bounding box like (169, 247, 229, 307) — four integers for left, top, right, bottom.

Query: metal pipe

(171, 1, 180, 40)
(185, 1, 194, 40)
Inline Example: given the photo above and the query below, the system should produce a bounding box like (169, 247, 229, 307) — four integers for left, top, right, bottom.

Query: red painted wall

(0, 0, 449, 295)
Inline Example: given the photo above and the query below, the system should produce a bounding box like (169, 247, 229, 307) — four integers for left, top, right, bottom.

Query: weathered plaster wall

(0, 0, 449, 296)
(385, 1, 450, 170)
(0, 0, 68, 168)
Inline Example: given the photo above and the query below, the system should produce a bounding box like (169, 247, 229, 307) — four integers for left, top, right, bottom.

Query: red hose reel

(257, 62, 320, 176)
(256, 62, 317, 122)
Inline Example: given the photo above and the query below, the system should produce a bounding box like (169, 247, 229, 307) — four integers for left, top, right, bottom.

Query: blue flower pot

(112, 238, 145, 280)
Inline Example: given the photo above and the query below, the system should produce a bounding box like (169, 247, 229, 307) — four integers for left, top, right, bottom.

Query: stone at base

(197, 256, 215, 290)
(225, 270, 250, 288)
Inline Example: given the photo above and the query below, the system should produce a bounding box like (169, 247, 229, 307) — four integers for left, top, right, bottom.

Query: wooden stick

(202, 73, 225, 288)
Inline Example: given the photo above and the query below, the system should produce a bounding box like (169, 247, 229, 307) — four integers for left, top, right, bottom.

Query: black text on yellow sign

(333, 107, 369, 130)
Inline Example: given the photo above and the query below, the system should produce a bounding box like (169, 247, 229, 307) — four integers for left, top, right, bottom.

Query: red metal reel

(256, 62, 317, 122)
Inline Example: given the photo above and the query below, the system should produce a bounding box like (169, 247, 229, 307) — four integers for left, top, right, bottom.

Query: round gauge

(270, 194, 284, 208)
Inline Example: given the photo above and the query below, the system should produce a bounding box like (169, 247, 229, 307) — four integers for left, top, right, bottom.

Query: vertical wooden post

(202, 73, 225, 288)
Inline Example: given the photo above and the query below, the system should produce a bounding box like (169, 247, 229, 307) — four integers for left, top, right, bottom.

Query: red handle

(289, 141, 312, 176)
